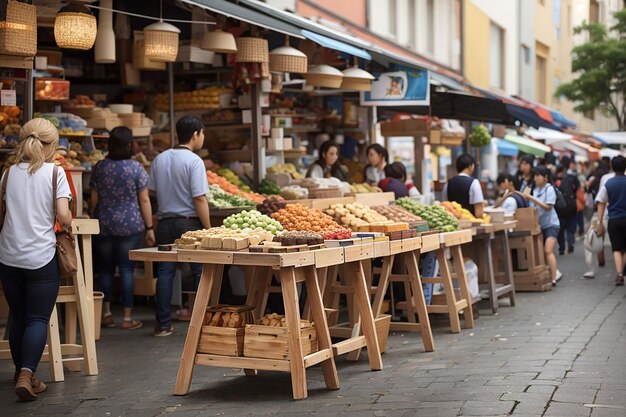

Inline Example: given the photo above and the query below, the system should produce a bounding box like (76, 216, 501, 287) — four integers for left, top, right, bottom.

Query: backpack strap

(1, 166, 11, 216)
(52, 165, 59, 229)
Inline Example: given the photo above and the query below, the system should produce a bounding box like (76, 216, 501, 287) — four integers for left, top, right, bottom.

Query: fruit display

(64, 95, 96, 109)
(349, 183, 383, 194)
(223, 210, 284, 235)
(469, 124, 491, 148)
(271, 204, 351, 239)
(175, 227, 274, 250)
(273, 231, 324, 246)
(441, 201, 490, 224)
(258, 313, 313, 328)
(258, 178, 281, 196)
(267, 163, 304, 180)
(207, 185, 256, 209)
(207, 170, 265, 204)
(35, 79, 69, 101)
(371, 205, 424, 225)
(279, 185, 309, 200)
(0, 106, 21, 127)
(396, 198, 458, 232)
(257, 196, 287, 216)
(324, 203, 394, 231)
(153, 86, 234, 111)
(37, 112, 91, 135)
(216, 167, 251, 192)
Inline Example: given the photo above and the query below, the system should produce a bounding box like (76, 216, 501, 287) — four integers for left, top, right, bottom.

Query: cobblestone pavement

(1, 249, 625, 417)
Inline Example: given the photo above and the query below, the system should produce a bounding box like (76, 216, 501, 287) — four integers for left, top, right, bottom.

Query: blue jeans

(155, 218, 203, 330)
(95, 233, 142, 309)
(558, 216, 577, 252)
(0, 255, 60, 373)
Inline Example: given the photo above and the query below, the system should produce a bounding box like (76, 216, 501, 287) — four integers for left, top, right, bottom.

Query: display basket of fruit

(243, 314, 317, 360)
(198, 305, 255, 357)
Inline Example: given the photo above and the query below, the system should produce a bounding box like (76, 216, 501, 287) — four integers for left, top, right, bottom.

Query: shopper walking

(364, 143, 388, 185)
(596, 155, 626, 286)
(555, 160, 579, 255)
(443, 153, 485, 218)
(149, 116, 210, 336)
(0, 118, 73, 401)
(517, 166, 561, 285)
(90, 127, 155, 330)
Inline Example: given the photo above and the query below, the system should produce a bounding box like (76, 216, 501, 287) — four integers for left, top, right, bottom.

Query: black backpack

(510, 192, 529, 209)
(555, 178, 577, 218)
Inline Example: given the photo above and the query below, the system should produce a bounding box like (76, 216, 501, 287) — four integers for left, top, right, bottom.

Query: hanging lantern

(94, 0, 115, 63)
(143, 21, 180, 62)
(0, 0, 37, 57)
(201, 30, 237, 53)
(54, 3, 97, 50)
(340, 66, 375, 91)
(304, 65, 344, 88)
(235, 37, 268, 63)
(269, 45, 307, 74)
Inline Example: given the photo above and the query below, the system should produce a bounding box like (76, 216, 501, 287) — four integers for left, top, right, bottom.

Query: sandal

(616, 274, 624, 286)
(121, 319, 143, 330)
(102, 314, 116, 328)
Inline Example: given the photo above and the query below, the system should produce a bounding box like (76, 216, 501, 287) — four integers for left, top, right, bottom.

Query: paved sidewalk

(1, 250, 625, 417)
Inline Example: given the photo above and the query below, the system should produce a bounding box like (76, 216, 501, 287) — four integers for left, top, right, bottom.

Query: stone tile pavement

(1, 250, 625, 417)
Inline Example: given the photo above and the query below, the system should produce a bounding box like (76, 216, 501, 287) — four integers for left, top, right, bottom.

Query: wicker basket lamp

(143, 20, 180, 62)
(54, 3, 97, 50)
(235, 37, 268, 63)
(341, 66, 375, 91)
(304, 65, 344, 88)
(201, 29, 237, 54)
(0, 0, 37, 56)
(269, 45, 307, 74)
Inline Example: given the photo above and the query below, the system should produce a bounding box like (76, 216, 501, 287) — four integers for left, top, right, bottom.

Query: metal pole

(168, 62, 175, 148)
(25, 68, 33, 121)
(250, 83, 263, 187)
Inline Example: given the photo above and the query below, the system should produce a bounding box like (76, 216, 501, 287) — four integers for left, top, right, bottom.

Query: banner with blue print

(360, 65, 430, 106)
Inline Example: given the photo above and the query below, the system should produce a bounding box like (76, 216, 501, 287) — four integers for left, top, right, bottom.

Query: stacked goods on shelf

(279, 185, 309, 200)
(198, 305, 254, 357)
(0, 123, 20, 149)
(396, 198, 458, 232)
(267, 163, 304, 180)
(343, 160, 366, 184)
(38, 113, 91, 135)
(216, 167, 252, 192)
(324, 203, 407, 232)
(223, 210, 284, 234)
(349, 183, 383, 194)
(298, 177, 349, 198)
(258, 178, 281, 196)
(115, 112, 154, 137)
(441, 201, 491, 224)
(207, 170, 265, 203)
(274, 231, 324, 246)
(271, 204, 352, 240)
(207, 185, 256, 209)
(175, 227, 274, 250)
(153, 87, 234, 111)
(85, 108, 121, 130)
(371, 205, 426, 229)
(65, 142, 105, 170)
(257, 196, 287, 216)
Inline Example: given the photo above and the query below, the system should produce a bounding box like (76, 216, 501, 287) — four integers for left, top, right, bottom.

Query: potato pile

(258, 313, 313, 328)
(324, 203, 390, 230)
(371, 205, 424, 223)
(205, 310, 246, 328)
(176, 227, 274, 250)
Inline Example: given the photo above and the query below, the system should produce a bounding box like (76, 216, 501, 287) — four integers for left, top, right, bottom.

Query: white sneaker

(555, 270, 564, 282)
(583, 271, 595, 279)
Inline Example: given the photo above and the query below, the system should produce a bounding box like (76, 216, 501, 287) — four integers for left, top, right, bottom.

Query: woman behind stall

(379, 162, 420, 199)
(364, 144, 388, 185)
(306, 140, 349, 182)
(0, 118, 73, 400)
(90, 127, 155, 330)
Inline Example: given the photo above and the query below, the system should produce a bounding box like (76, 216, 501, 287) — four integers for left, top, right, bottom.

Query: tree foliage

(555, 9, 626, 129)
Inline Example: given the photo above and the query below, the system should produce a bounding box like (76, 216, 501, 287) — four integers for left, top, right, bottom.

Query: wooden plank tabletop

(129, 247, 178, 262)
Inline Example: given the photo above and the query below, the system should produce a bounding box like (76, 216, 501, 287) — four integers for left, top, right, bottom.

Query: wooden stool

(508, 230, 552, 291)
(0, 219, 99, 382)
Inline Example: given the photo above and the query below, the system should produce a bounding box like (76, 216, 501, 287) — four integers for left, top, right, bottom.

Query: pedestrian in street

(0, 118, 73, 400)
(596, 155, 626, 286)
(514, 154, 535, 192)
(517, 165, 562, 285)
(555, 159, 579, 255)
(149, 116, 211, 336)
(443, 153, 485, 218)
(90, 126, 155, 331)
(495, 173, 528, 215)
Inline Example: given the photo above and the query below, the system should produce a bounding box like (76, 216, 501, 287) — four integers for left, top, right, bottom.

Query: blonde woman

(0, 118, 73, 401)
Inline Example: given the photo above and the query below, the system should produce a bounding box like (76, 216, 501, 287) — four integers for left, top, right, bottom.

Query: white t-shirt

(501, 196, 519, 215)
(0, 163, 72, 269)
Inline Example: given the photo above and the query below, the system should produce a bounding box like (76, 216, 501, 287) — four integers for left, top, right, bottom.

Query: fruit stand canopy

(503, 134, 551, 157)
(493, 138, 519, 157)
(593, 132, 626, 146)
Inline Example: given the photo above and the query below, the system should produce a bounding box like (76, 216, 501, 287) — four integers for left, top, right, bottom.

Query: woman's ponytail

(15, 118, 59, 174)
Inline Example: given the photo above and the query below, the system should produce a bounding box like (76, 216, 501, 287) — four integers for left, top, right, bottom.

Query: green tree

(556, 9, 626, 129)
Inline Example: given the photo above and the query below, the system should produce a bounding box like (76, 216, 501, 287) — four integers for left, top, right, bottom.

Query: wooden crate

(376, 314, 392, 353)
(243, 324, 318, 360)
(514, 208, 541, 235)
(513, 266, 552, 292)
(198, 326, 245, 356)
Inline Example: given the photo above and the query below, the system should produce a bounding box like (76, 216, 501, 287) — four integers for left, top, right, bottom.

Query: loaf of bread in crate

(204, 307, 248, 328)
(258, 313, 313, 328)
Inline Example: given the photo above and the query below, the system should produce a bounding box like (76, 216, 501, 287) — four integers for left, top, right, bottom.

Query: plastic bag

(584, 227, 604, 254)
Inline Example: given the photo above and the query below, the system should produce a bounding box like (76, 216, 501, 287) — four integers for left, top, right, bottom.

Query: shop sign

(360, 65, 429, 106)
(1, 90, 17, 107)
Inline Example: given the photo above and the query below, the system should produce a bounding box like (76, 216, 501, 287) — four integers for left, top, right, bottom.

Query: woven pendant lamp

(304, 65, 344, 88)
(341, 66, 375, 91)
(201, 29, 237, 53)
(143, 20, 180, 62)
(269, 37, 307, 73)
(235, 37, 268, 63)
(54, 3, 97, 50)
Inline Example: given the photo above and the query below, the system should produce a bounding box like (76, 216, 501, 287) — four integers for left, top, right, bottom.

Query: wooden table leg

(483, 236, 498, 314)
(73, 256, 98, 376)
(344, 261, 383, 371)
(372, 255, 394, 317)
(450, 245, 475, 329)
(174, 263, 221, 396)
(47, 305, 65, 382)
(501, 230, 516, 307)
(279, 267, 308, 400)
(246, 266, 273, 322)
(303, 266, 340, 390)
(405, 251, 435, 352)
(304, 267, 328, 321)
(436, 248, 462, 333)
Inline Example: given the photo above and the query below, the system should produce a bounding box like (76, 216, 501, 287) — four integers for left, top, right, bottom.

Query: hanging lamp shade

(54, 3, 97, 50)
(269, 46, 307, 74)
(235, 37, 268, 63)
(201, 30, 237, 53)
(340, 66, 375, 91)
(304, 65, 344, 88)
(143, 21, 180, 62)
(94, 0, 115, 63)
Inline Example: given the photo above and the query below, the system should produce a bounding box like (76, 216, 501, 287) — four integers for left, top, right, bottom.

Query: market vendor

(306, 140, 349, 182)
(442, 153, 485, 218)
(364, 143, 388, 185)
(379, 162, 420, 199)
(495, 173, 528, 215)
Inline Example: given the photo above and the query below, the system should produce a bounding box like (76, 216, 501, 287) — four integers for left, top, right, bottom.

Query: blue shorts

(542, 226, 559, 240)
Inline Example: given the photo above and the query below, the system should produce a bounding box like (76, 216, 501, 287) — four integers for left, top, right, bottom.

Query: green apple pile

(223, 210, 284, 235)
(395, 198, 458, 232)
